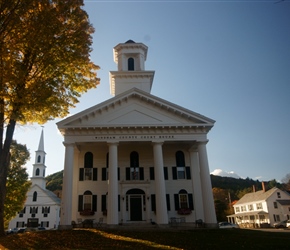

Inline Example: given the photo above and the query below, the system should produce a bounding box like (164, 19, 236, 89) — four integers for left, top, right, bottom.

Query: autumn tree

(0, 0, 99, 236)
(4, 141, 31, 229)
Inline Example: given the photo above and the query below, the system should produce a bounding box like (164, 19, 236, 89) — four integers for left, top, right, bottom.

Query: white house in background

(8, 129, 61, 230)
(57, 40, 217, 229)
(228, 184, 290, 228)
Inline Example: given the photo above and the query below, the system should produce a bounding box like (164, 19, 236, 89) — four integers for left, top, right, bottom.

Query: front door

(130, 195, 142, 221)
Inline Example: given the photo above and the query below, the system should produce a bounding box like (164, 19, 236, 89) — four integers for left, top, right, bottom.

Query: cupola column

(107, 141, 119, 225)
(198, 141, 217, 226)
(60, 143, 75, 228)
(152, 141, 168, 224)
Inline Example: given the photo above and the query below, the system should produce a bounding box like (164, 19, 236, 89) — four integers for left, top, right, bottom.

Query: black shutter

(139, 167, 144, 180)
(188, 194, 194, 210)
(150, 167, 155, 180)
(92, 195, 97, 211)
(102, 168, 107, 181)
(78, 195, 83, 211)
(126, 167, 130, 180)
(172, 167, 177, 180)
(48, 207, 50, 213)
(186, 167, 191, 180)
(164, 167, 168, 180)
(93, 168, 98, 181)
(101, 195, 107, 211)
(118, 168, 120, 181)
(151, 194, 156, 211)
(166, 194, 170, 211)
(174, 194, 179, 210)
(79, 168, 84, 181)
(118, 195, 120, 211)
(42, 207, 44, 213)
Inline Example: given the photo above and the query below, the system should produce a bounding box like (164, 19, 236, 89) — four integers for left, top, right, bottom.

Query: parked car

(219, 222, 239, 229)
(286, 220, 290, 228)
(17, 228, 26, 233)
(6, 228, 18, 234)
(274, 220, 288, 228)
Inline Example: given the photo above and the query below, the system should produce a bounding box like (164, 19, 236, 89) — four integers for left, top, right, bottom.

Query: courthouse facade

(57, 40, 217, 227)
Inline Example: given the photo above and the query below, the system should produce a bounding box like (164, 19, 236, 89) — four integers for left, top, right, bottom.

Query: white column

(152, 141, 168, 224)
(107, 142, 119, 225)
(189, 147, 205, 221)
(198, 141, 217, 225)
(60, 143, 74, 228)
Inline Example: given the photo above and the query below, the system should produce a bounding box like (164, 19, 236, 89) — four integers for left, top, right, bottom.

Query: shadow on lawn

(0, 228, 290, 250)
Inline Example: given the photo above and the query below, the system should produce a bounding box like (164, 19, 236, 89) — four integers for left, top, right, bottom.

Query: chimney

(262, 182, 266, 192)
(253, 185, 256, 192)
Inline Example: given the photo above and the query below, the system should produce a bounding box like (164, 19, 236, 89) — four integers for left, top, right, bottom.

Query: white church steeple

(31, 127, 47, 189)
(109, 39, 155, 96)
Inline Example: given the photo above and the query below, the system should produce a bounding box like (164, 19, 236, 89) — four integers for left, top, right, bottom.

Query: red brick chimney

(253, 185, 256, 192)
(262, 182, 266, 192)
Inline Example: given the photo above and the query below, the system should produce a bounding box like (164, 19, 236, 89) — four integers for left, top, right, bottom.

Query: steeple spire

(38, 126, 45, 151)
(31, 127, 47, 189)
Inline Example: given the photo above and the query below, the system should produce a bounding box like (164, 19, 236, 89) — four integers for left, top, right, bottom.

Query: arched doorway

(126, 189, 145, 221)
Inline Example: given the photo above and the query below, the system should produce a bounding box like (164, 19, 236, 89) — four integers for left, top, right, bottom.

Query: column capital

(107, 141, 119, 146)
(151, 140, 164, 145)
(198, 140, 209, 146)
(62, 142, 75, 147)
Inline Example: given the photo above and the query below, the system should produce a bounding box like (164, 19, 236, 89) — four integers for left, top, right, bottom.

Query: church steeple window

(128, 57, 134, 71)
(37, 155, 41, 163)
(36, 168, 40, 176)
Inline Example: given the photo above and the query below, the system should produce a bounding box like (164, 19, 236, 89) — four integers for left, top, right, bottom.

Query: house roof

(234, 187, 279, 205)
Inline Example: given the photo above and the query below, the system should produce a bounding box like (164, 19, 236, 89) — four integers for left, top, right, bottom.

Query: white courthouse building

(8, 129, 61, 230)
(57, 40, 217, 228)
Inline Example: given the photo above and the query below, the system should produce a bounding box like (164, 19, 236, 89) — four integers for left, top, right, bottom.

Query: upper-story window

(277, 192, 281, 198)
(128, 57, 134, 71)
(130, 151, 139, 180)
(36, 168, 40, 176)
(235, 207, 240, 213)
(33, 191, 37, 202)
(172, 151, 191, 180)
(256, 203, 262, 210)
(248, 204, 253, 211)
(37, 155, 41, 163)
(84, 152, 93, 180)
(273, 202, 278, 209)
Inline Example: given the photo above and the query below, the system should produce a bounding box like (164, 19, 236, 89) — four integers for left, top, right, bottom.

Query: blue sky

(14, 0, 290, 182)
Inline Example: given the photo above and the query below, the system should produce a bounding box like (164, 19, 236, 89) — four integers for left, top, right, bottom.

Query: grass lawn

(0, 228, 290, 250)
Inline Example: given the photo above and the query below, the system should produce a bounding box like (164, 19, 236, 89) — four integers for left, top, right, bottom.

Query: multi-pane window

(248, 204, 253, 211)
(172, 151, 191, 180)
(16, 222, 25, 228)
(241, 206, 246, 212)
(42, 206, 50, 217)
(84, 191, 92, 210)
(126, 151, 144, 180)
(256, 203, 262, 210)
(79, 152, 97, 181)
(36, 168, 40, 176)
(277, 192, 281, 198)
(174, 189, 194, 211)
(41, 221, 49, 227)
(273, 202, 278, 209)
(235, 207, 240, 213)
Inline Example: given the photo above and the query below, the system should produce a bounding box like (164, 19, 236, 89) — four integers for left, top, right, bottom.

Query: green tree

(0, 0, 99, 236)
(4, 141, 31, 228)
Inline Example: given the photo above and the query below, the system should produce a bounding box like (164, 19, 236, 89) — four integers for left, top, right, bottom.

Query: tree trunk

(0, 119, 16, 237)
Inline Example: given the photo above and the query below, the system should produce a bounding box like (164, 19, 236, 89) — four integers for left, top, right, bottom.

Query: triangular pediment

(57, 88, 215, 129)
